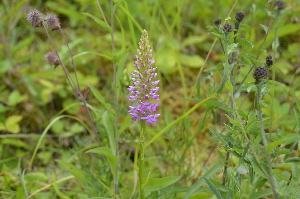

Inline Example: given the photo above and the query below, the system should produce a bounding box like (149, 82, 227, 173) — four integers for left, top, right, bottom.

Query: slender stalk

(270, 11, 280, 136)
(257, 83, 279, 199)
(110, 0, 119, 196)
(222, 33, 231, 185)
(58, 27, 80, 92)
(42, 24, 102, 146)
(139, 120, 146, 199)
(42, 25, 77, 95)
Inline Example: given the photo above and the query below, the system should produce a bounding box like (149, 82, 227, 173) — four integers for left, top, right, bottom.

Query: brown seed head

(214, 17, 222, 26)
(223, 23, 232, 33)
(235, 11, 245, 23)
(26, 9, 43, 28)
(45, 14, 60, 31)
(45, 52, 61, 68)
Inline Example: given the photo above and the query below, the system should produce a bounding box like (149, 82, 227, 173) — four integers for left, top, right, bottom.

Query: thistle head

(253, 66, 268, 83)
(45, 52, 61, 68)
(223, 23, 232, 33)
(274, 1, 285, 11)
(45, 13, 60, 31)
(266, 55, 274, 67)
(214, 17, 222, 26)
(235, 11, 245, 23)
(128, 30, 160, 124)
(26, 9, 43, 28)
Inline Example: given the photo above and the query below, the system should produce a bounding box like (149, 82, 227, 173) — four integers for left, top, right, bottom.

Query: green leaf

(0, 138, 28, 149)
(260, 24, 269, 34)
(227, 43, 238, 55)
(81, 13, 112, 32)
(117, 114, 131, 136)
(5, 115, 23, 133)
(204, 62, 224, 72)
(208, 32, 224, 40)
(266, 134, 300, 153)
(284, 158, 300, 163)
(247, 56, 264, 66)
(52, 172, 71, 199)
(225, 81, 233, 93)
(204, 178, 223, 199)
(249, 189, 272, 199)
(236, 38, 254, 48)
(209, 128, 229, 145)
(225, 114, 242, 128)
(0, 60, 12, 73)
(183, 162, 223, 199)
(8, 90, 27, 106)
(290, 163, 299, 187)
(25, 172, 48, 182)
(144, 176, 181, 192)
(119, 5, 143, 32)
(56, 160, 88, 185)
(113, 47, 133, 63)
(88, 84, 115, 114)
(182, 35, 207, 47)
(102, 111, 116, 155)
(86, 147, 117, 176)
(179, 54, 204, 68)
(293, 109, 300, 133)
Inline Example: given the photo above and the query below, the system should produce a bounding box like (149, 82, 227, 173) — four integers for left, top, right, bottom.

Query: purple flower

(128, 30, 160, 124)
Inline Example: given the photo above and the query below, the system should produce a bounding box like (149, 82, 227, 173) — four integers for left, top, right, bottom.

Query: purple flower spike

(128, 30, 160, 124)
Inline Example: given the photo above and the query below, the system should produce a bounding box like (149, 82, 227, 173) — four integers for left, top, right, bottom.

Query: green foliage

(1, 0, 300, 198)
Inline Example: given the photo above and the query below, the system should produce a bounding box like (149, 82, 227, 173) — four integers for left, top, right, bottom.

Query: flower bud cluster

(128, 30, 160, 124)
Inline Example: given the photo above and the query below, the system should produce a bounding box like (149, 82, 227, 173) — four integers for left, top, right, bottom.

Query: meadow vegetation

(1, 0, 300, 198)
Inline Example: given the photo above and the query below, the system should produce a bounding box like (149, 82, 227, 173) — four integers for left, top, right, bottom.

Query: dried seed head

(26, 9, 43, 28)
(223, 23, 232, 33)
(266, 55, 274, 66)
(274, 1, 285, 11)
(45, 52, 61, 68)
(45, 13, 60, 31)
(214, 17, 222, 26)
(235, 11, 245, 23)
(253, 66, 268, 83)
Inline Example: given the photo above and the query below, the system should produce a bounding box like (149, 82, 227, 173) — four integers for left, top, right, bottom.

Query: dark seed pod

(214, 17, 222, 26)
(274, 1, 284, 11)
(253, 66, 268, 82)
(223, 23, 232, 33)
(266, 55, 273, 67)
(235, 11, 245, 23)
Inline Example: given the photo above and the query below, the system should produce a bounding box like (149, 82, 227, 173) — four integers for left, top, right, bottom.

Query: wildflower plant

(128, 29, 160, 125)
(25, 8, 102, 170)
(128, 29, 159, 199)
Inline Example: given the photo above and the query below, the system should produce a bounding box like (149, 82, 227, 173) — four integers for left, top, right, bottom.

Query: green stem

(270, 11, 280, 137)
(257, 83, 279, 199)
(139, 120, 146, 199)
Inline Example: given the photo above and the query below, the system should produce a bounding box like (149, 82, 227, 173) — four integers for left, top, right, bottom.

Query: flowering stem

(42, 24, 102, 146)
(139, 120, 146, 199)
